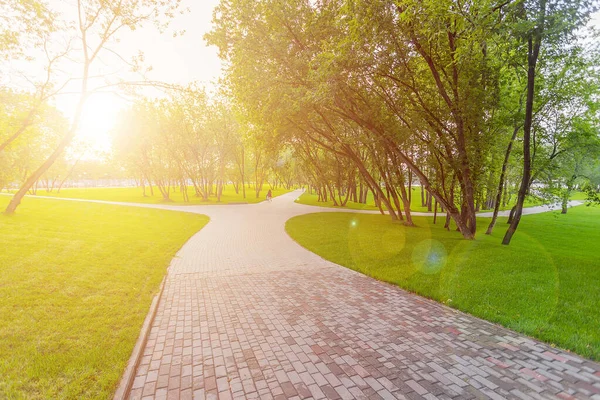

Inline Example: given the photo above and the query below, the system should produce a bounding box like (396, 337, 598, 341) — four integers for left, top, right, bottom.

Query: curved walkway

(4, 191, 597, 399)
(104, 190, 598, 400)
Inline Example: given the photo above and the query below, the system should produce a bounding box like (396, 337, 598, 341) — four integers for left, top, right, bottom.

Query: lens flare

(411, 239, 447, 274)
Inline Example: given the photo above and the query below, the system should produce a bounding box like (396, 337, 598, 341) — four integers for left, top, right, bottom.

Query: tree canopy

(206, 0, 600, 241)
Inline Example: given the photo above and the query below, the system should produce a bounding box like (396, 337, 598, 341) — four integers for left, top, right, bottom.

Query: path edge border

(112, 275, 168, 400)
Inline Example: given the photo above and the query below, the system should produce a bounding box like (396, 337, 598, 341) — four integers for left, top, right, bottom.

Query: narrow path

(476, 201, 583, 217)
(115, 190, 599, 400)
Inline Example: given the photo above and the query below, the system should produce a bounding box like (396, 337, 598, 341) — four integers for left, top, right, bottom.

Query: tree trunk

(562, 179, 574, 214)
(502, 181, 509, 207)
(426, 191, 432, 212)
(390, 159, 413, 226)
(241, 171, 245, 198)
(503, 2, 546, 245)
(157, 180, 171, 201)
(361, 184, 368, 203)
(397, 180, 413, 226)
(486, 121, 521, 234)
(507, 205, 517, 224)
(217, 179, 224, 202)
(0, 108, 37, 153)
(408, 169, 412, 205)
(5, 90, 89, 214)
(341, 183, 351, 206)
(238, 144, 246, 199)
(373, 191, 385, 215)
(388, 186, 404, 221)
(329, 185, 338, 206)
(350, 176, 358, 203)
(181, 180, 189, 202)
(57, 159, 81, 194)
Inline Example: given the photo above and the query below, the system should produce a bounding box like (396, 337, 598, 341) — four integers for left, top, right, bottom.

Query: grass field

(286, 205, 600, 361)
(295, 188, 550, 213)
(19, 184, 291, 205)
(0, 197, 208, 399)
(569, 191, 588, 200)
(296, 187, 448, 212)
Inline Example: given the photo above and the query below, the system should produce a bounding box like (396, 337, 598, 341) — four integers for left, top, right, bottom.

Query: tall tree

(5, 0, 183, 214)
(502, 0, 596, 244)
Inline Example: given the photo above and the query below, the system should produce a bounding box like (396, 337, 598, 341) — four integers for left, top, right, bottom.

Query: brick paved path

(121, 191, 599, 400)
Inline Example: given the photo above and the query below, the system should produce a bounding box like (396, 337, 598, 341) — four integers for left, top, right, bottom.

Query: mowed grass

(27, 184, 291, 205)
(296, 188, 436, 212)
(0, 197, 208, 399)
(295, 188, 550, 212)
(286, 206, 600, 360)
(296, 190, 381, 211)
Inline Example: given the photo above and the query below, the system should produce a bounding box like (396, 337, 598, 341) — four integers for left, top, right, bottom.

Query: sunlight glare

(76, 93, 123, 156)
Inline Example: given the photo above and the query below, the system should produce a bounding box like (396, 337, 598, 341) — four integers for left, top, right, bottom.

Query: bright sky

(52, 0, 223, 158)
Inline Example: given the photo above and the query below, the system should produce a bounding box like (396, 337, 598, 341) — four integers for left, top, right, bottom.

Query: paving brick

(406, 380, 427, 396)
(124, 191, 600, 399)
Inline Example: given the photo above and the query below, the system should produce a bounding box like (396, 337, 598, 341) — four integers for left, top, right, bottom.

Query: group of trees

(0, 89, 108, 195)
(3, 0, 600, 246)
(207, 0, 600, 243)
(0, 89, 66, 192)
(0, 0, 185, 213)
(111, 88, 298, 201)
(1, 0, 300, 209)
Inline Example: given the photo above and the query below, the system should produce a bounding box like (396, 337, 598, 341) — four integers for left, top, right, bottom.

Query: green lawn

(22, 184, 291, 205)
(0, 197, 208, 399)
(286, 205, 600, 360)
(296, 188, 429, 212)
(296, 189, 582, 213)
(570, 191, 588, 200)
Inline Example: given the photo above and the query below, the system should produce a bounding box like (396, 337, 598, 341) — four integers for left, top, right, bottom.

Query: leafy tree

(501, 0, 597, 244)
(4, 0, 184, 214)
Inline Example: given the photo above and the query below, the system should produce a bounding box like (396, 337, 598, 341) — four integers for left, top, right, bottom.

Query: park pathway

(119, 190, 600, 400)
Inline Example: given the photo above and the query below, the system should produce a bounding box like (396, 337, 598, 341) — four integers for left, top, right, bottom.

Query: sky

(51, 0, 223, 157)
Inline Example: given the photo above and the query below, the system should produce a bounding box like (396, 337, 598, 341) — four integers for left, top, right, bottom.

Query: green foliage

(0, 196, 208, 399)
(2, 0, 187, 214)
(287, 206, 600, 360)
(583, 182, 600, 205)
(0, 89, 69, 191)
(207, 0, 599, 239)
(111, 89, 295, 201)
(0, 0, 54, 59)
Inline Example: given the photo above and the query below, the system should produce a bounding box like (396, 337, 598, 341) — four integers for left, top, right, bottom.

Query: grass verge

(295, 189, 582, 213)
(18, 185, 291, 205)
(286, 205, 600, 360)
(0, 197, 208, 399)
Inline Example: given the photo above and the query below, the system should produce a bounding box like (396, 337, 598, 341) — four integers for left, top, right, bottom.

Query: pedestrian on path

(266, 189, 272, 202)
